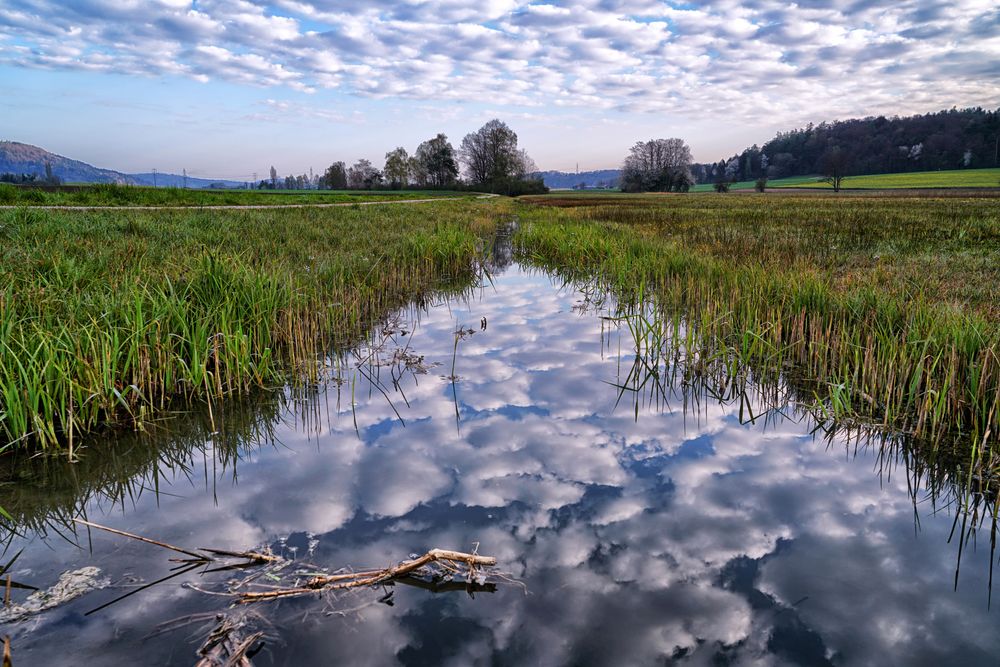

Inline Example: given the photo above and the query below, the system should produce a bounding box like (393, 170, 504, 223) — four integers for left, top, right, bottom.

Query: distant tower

(183, 168, 188, 189)
(152, 168, 157, 188)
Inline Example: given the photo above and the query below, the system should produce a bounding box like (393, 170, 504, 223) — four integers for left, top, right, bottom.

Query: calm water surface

(1, 263, 997, 666)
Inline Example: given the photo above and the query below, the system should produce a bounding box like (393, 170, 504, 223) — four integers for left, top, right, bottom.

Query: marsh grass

(0, 200, 506, 452)
(517, 194, 1000, 458)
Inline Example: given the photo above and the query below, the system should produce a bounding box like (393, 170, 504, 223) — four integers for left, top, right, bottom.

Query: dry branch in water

(194, 615, 264, 667)
(238, 549, 497, 603)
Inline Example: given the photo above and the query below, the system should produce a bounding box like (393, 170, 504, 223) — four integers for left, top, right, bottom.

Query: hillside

(692, 107, 1000, 184)
(0, 141, 245, 188)
(0, 141, 134, 184)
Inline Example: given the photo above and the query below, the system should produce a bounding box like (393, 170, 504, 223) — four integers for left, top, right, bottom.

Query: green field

(0, 183, 470, 207)
(783, 167, 1000, 189)
(690, 175, 817, 192)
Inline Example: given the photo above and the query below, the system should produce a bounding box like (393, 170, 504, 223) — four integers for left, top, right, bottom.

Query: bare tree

(819, 147, 849, 192)
(460, 119, 529, 191)
(347, 159, 381, 190)
(620, 138, 693, 192)
(269, 165, 277, 189)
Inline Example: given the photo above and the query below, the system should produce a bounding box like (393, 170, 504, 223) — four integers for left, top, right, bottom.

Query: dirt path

(0, 195, 498, 211)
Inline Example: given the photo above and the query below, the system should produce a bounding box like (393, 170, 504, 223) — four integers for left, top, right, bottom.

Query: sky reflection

(1, 265, 997, 666)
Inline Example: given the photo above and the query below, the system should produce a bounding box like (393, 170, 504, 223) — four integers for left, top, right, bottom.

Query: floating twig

(238, 549, 497, 604)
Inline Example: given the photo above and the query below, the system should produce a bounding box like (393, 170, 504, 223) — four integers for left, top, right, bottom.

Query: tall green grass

(0, 200, 505, 453)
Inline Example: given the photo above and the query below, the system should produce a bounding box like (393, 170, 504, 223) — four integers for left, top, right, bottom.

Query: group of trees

(692, 107, 1000, 185)
(459, 120, 544, 194)
(263, 120, 546, 194)
(620, 138, 694, 192)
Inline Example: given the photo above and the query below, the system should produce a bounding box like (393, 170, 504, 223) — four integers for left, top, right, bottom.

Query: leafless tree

(620, 138, 693, 192)
(460, 119, 532, 190)
(819, 147, 850, 192)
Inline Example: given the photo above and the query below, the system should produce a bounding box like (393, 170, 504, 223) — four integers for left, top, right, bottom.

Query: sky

(0, 0, 998, 179)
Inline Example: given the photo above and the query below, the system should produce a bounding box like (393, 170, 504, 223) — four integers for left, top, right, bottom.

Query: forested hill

(692, 107, 1000, 184)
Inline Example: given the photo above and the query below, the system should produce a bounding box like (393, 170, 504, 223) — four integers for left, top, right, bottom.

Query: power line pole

(152, 168, 157, 188)
(183, 168, 187, 189)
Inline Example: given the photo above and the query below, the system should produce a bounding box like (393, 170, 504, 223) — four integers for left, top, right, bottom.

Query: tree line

(691, 107, 1000, 185)
(1, 161, 61, 185)
(259, 119, 547, 195)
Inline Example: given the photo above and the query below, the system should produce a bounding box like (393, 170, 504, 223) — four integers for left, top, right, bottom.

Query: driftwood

(238, 549, 497, 603)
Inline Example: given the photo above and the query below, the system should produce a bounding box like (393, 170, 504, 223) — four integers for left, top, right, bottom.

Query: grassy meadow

(0, 183, 469, 207)
(0, 199, 503, 454)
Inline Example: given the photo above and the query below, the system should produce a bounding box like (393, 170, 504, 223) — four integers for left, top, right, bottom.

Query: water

(1, 264, 997, 666)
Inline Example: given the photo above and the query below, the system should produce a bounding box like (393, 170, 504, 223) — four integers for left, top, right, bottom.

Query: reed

(0, 200, 507, 452)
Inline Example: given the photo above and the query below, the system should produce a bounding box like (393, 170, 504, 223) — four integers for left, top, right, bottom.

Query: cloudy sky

(1, 0, 998, 178)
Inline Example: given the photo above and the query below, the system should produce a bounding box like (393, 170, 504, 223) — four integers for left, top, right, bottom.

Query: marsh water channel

(1, 258, 998, 666)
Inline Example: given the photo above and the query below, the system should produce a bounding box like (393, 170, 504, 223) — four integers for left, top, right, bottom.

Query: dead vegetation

(67, 519, 505, 665)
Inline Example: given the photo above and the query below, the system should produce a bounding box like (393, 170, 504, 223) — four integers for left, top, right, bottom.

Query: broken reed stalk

(238, 549, 497, 604)
(2, 636, 9, 667)
(73, 518, 209, 561)
(71, 519, 282, 566)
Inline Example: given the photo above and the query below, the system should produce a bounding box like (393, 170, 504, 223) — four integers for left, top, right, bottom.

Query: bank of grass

(517, 194, 1000, 454)
(0, 199, 505, 453)
(686, 168, 1000, 192)
(0, 183, 469, 207)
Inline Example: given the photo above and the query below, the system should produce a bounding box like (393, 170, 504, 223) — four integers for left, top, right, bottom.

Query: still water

(1, 263, 997, 666)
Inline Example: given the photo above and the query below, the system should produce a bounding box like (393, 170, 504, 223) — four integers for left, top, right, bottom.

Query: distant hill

(0, 141, 134, 184)
(130, 172, 246, 189)
(534, 169, 620, 189)
(0, 141, 245, 188)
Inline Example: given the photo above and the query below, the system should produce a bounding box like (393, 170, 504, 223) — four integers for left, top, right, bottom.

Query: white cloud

(0, 0, 996, 125)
